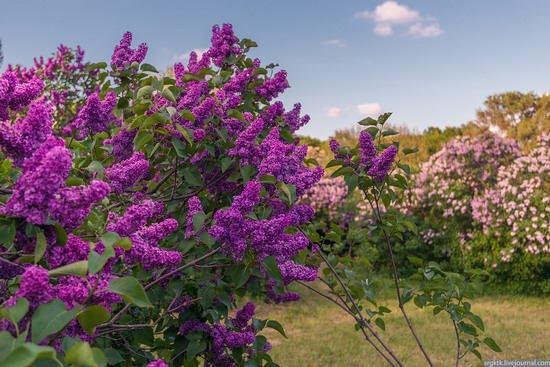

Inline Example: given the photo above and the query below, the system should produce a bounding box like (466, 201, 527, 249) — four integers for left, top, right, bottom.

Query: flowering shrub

(0, 25, 500, 367)
(0, 25, 325, 366)
(400, 132, 550, 293)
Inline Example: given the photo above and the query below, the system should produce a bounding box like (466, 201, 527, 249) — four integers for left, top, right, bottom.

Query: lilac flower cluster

(107, 201, 182, 270)
(359, 130, 377, 168)
(255, 70, 289, 101)
(111, 32, 148, 71)
(0, 71, 44, 120)
(178, 302, 267, 366)
(104, 127, 136, 160)
(368, 145, 398, 182)
(206, 24, 242, 67)
(105, 152, 150, 194)
(73, 91, 116, 137)
(1, 136, 110, 229)
(0, 100, 52, 165)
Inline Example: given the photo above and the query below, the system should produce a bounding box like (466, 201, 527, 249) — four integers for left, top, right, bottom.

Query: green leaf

(140, 63, 159, 73)
(77, 306, 111, 336)
(227, 109, 247, 123)
(108, 276, 152, 308)
(179, 109, 195, 123)
(162, 88, 177, 104)
(137, 86, 154, 99)
(407, 256, 423, 266)
(128, 115, 147, 131)
(88, 246, 115, 274)
(103, 348, 125, 365)
(375, 318, 386, 331)
(266, 320, 287, 338)
(358, 117, 378, 126)
(65, 342, 97, 367)
(458, 321, 478, 336)
(53, 224, 67, 246)
(484, 337, 502, 352)
(325, 159, 345, 168)
(84, 161, 103, 176)
(182, 166, 203, 186)
(0, 298, 29, 327)
(258, 175, 277, 184)
(402, 147, 419, 155)
(470, 315, 485, 332)
(87, 62, 107, 72)
(0, 331, 16, 362)
(331, 166, 354, 178)
(192, 212, 206, 234)
(377, 112, 392, 124)
(186, 340, 206, 361)
(0, 222, 16, 247)
(34, 232, 47, 264)
(91, 348, 107, 367)
(101, 232, 120, 247)
(48, 260, 88, 278)
(382, 128, 399, 137)
(263, 256, 282, 283)
(1, 343, 57, 367)
(31, 299, 83, 343)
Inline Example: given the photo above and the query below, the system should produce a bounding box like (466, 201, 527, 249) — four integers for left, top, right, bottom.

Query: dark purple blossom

(111, 32, 148, 71)
(73, 91, 116, 136)
(368, 145, 398, 182)
(105, 152, 149, 194)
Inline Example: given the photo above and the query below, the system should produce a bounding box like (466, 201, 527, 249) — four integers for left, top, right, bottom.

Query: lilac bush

(400, 132, 550, 293)
(0, 25, 500, 367)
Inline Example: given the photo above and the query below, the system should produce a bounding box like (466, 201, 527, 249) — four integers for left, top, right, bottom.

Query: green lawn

(255, 284, 550, 367)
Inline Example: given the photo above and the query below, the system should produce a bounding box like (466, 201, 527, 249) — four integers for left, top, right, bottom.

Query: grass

(254, 283, 550, 367)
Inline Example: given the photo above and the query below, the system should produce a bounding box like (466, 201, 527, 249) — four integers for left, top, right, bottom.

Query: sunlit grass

(255, 284, 550, 367)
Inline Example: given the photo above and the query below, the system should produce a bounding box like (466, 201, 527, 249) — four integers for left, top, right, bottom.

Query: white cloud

(374, 23, 393, 36)
(174, 48, 208, 61)
(321, 39, 346, 48)
(356, 1, 419, 24)
(357, 103, 383, 117)
(356, 1, 443, 38)
(326, 107, 342, 118)
(407, 22, 444, 38)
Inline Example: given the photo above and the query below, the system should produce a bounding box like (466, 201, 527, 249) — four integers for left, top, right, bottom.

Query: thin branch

(453, 320, 461, 367)
(369, 197, 434, 367)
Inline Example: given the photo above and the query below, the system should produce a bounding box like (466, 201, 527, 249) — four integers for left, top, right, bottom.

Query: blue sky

(2, 1, 550, 139)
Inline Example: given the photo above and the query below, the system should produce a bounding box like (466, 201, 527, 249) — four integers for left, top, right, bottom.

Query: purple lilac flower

(106, 200, 164, 237)
(48, 180, 111, 231)
(206, 24, 241, 67)
(15, 266, 52, 308)
(368, 145, 398, 182)
(232, 301, 255, 329)
(111, 32, 148, 71)
(105, 152, 149, 194)
(359, 130, 377, 169)
(0, 100, 52, 165)
(147, 360, 169, 367)
(0, 71, 44, 120)
(255, 70, 288, 101)
(104, 127, 137, 161)
(73, 92, 116, 137)
(1, 137, 72, 224)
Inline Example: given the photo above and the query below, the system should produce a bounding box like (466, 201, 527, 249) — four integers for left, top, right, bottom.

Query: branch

(369, 197, 434, 367)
